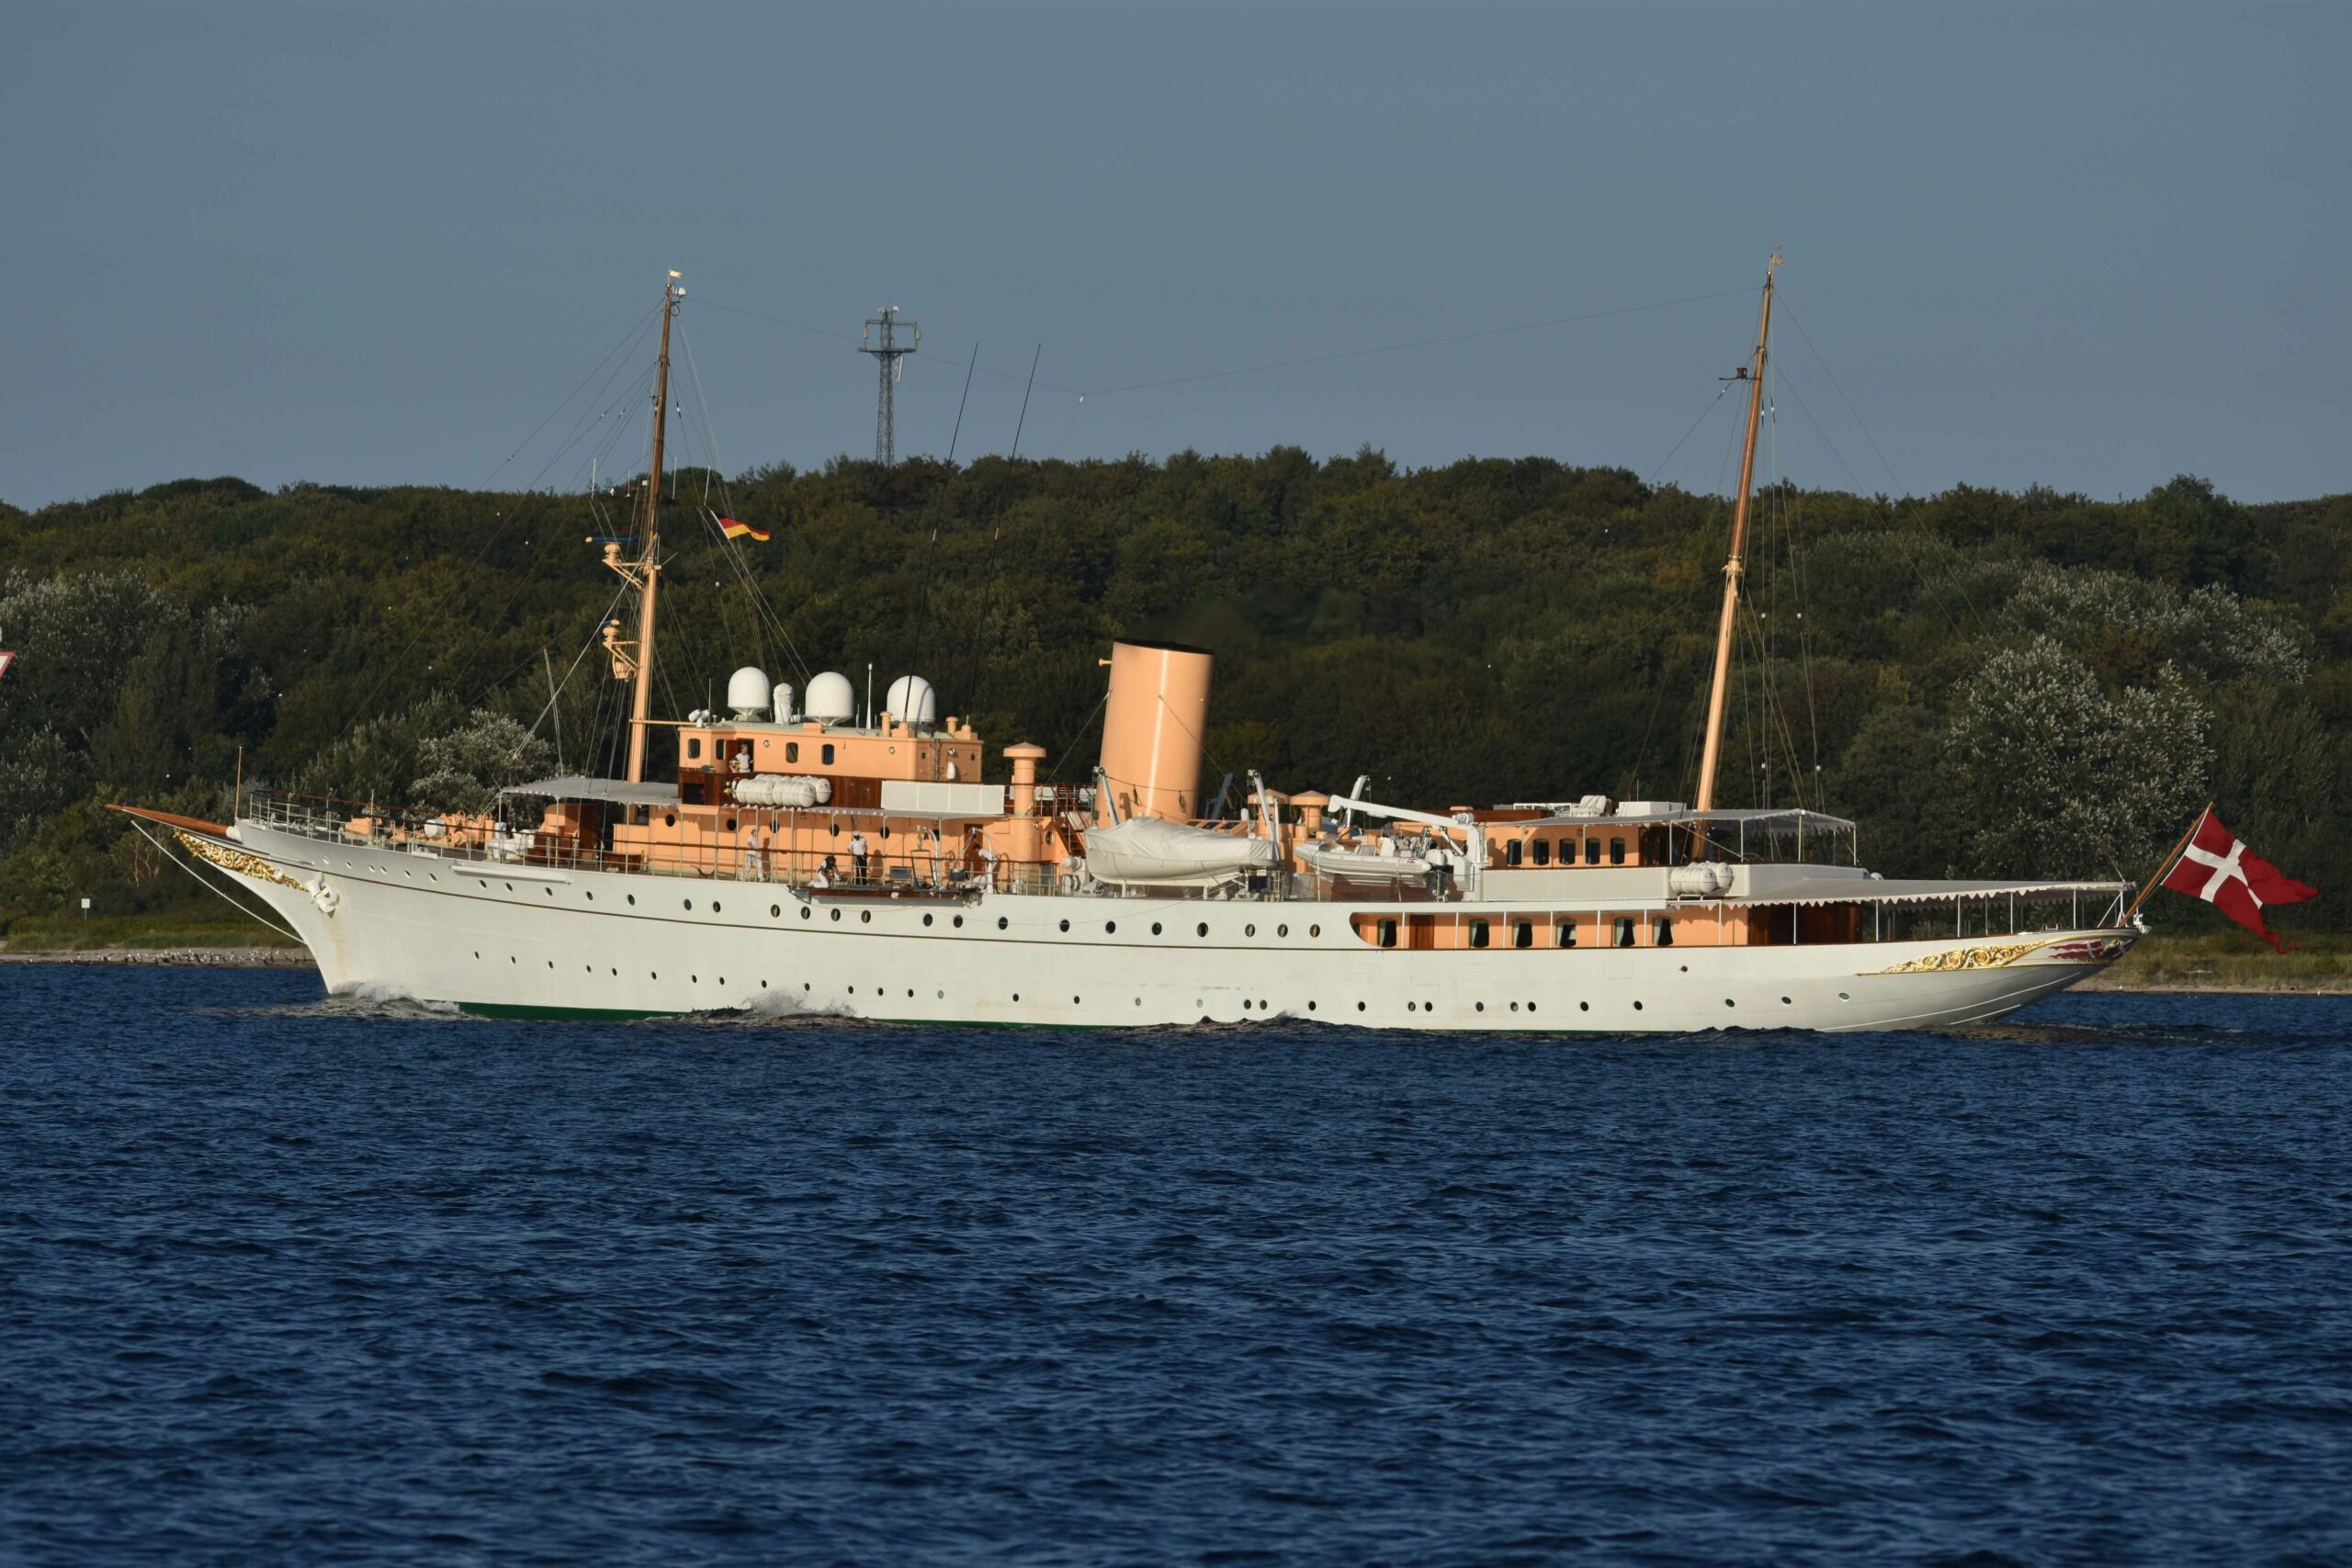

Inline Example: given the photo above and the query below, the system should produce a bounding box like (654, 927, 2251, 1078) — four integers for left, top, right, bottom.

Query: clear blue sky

(5, 0, 2343, 509)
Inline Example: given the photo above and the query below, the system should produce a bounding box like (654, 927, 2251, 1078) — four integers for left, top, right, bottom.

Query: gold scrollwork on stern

(175, 830, 307, 891)
(1875, 940, 2050, 975)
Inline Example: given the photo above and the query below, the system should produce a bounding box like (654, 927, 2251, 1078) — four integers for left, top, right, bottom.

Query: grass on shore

(2087, 929, 2352, 992)
(0, 912, 304, 953)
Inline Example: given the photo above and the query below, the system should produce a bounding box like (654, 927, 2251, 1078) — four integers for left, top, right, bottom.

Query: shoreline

(0, 945, 318, 968)
(3, 944, 2344, 995)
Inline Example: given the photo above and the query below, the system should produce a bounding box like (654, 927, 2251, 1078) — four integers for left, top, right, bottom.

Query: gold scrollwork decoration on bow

(175, 831, 307, 891)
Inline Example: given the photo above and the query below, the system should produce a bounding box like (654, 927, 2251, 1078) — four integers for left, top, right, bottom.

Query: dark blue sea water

(4, 968, 2349, 1566)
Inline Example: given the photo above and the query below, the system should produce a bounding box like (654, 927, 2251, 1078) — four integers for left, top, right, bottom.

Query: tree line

(2, 454, 2346, 938)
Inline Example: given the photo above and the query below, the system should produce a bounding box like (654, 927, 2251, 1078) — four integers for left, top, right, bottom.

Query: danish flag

(2159, 808, 2317, 951)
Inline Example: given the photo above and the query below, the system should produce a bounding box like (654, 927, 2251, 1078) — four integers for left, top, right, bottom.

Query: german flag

(718, 517, 770, 542)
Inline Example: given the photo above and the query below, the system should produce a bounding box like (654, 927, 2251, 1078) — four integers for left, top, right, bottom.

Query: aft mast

(606, 270, 683, 784)
(1693, 251, 1779, 813)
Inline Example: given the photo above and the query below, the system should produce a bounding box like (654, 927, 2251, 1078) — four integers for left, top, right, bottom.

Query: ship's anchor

(305, 876, 341, 916)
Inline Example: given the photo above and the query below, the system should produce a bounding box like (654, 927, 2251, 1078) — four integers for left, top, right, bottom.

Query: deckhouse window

(1512, 920, 1532, 949)
(1584, 837, 1600, 866)
(1469, 919, 1490, 949)
(1531, 840, 1550, 866)
(1655, 918, 1674, 947)
(1557, 920, 1577, 948)
(1506, 840, 1522, 867)
(1614, 917, 1635, 947)
(687, 738, 703, 761)
(821, 743, 836, 765)
(1609, 837, 1626, 865)
(1378, 919, 1397, 949)
(786, 742, 799, 763)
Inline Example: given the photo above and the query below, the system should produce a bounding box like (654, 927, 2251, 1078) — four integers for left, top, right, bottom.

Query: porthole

(1309, 924, 1320, 938)
(651, 971, 659, 979)
(1357, 1002, 1366, 1011)
(1838, 991, 1850, 1000)
(509, 956, 515, 964)
(712, 901, 721, 914)
(473, 951, 481, 959)
(1245, 924, 1256, 938)
(1072, 996, 1081, 1005)
(1528, 1002, 1537, 1014)
(953, 915, 964, 928)
(1012, 992, 1021, 1001)
(1059, 919, 1070, 932)
(999, 917, 1009, 931)
(664, 814, 676, 829)
(1510, 1001, 1518, 1011)
(762, 980, 769, 988)
(503, 882, 513, 892)
(772, 905, 782, 918)
(801, 907, 811, 920)
(1724, 998, 1736, 1008)
(1196, 922, 1209, 937)
(1277, 924, 1288, 938)
(684, 899, 694, 910)
(1307, 1001, 1317, 1011)
(923, 913, 934, 927)
(1633, 1000, 1644, 1010)
(544, 887, 552, 897)
(1476, 1001, 1485, 1012)
(627, 894, 636, 906)
(584, 891, 593, 902)
(1781, 996, 1792, 1005)
(831, 909, 842, 922)
(1151, 922, 1162, 935)
(1579, 1001, 1589, 1011)
(860, 910, 871, 924)
(692, 975, 699, 984)
(1407, 1002, 1417, 1013)
(547, 960, 554, 969)
(611, 967, 617, 976)
(1105, 920, 1116, 933)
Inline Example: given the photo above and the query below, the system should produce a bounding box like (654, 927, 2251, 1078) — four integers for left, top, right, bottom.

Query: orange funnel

(1097, 640, 1213, 824)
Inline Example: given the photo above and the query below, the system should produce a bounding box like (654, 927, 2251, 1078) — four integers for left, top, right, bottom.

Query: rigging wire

(1773, 288, 1905, 494)
(1076, 286, 1757, 399)
(1644, 383, 1731, 487)
(696, 283, 1753, 407)
(479, 304, 659, 490)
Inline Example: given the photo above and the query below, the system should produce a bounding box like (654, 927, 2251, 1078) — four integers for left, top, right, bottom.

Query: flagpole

(2123, 802, 2213, 926)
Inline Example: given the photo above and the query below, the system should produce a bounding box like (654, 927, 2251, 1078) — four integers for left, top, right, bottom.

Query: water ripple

(1, 969, 2348, 1563)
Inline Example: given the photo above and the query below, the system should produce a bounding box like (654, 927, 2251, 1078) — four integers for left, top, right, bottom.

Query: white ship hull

(207, 819, 2128, 1033)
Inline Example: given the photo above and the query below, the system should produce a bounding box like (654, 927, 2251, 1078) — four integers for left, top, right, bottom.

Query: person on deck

(812, 855, 836, 890)
(741, 822, 765, 883)
(849, 829, 870, 884)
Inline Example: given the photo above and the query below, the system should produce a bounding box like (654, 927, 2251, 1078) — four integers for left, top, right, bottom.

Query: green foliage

(1, 460, 2346, 941)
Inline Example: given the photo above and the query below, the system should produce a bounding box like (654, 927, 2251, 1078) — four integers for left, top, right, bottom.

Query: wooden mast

(1693, 251, 1779, 814)
(625, 271, 683, 784)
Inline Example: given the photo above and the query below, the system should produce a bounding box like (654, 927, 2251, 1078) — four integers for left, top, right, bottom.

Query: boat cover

(1084, 818, 1280, 886)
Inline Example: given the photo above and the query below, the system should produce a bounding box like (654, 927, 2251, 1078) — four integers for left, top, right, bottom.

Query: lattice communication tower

(860, 306, 919, 464)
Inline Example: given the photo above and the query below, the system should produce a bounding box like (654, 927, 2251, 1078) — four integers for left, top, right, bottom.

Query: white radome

(725, 667, 772, 720)
(804, 671, 855, 723)
(885, 674, 938, 726)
